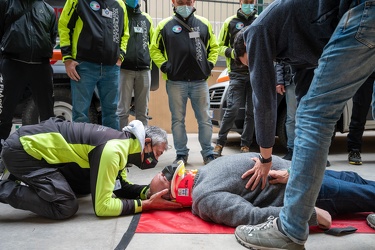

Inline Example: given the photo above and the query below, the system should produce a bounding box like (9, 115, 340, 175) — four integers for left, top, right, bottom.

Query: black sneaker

(348, 150, 362, 165)
(173, 154, 188, 165)
(203, 154, 216, 165)
(282, 149, 293, 161)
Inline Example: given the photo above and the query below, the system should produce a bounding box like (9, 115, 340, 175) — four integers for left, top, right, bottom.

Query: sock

(277, 218, 288, 236)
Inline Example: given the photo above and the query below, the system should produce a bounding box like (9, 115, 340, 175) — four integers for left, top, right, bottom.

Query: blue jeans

(317, 170, 375, 216)
(284, 83, 297, 151)
(166, 80, 214, 158)
(217, 72, 254, 147)
(71, 61, 119, 130)
(280, 2, 375, 244)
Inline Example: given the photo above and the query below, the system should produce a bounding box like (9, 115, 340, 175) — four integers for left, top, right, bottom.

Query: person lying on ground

(149, 153, 375, 228)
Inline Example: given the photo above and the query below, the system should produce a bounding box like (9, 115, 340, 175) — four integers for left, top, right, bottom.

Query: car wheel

(276, 107, 288, 149)
(22, 87, 99, 125)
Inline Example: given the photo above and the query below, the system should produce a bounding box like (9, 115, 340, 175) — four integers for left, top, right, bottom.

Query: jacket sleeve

(49, 8, 58, 49)
(58, 0, 77, 61)
(113, 171, 149, 200)
(90, 139, 145, 216)
(118, 0, 129, 62)
(146, 13, 154, 68)
(245, 25, 278, 148)
(275, 62, 285, 86)
(206, 21, 219, 66)
(0, 0, 6, 42)
(218, 17, 233, 59)
(149, 20, 168, 69)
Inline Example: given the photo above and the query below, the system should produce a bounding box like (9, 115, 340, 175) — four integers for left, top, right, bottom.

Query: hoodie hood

(122, 120, 146, 150)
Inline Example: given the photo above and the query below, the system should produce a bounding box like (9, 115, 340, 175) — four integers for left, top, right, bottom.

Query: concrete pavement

(1, 132, 375, 250)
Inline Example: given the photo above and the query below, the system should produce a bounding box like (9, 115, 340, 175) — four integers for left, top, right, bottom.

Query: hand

(276, 84, 285, 95)
(269, 170, 289, 184)
(315, 207, 332, 229)
(116, 58, 122, 66)
(242, 157, 272, 190)
(142, 189, 183, 211)
(64, 59, 80, 81)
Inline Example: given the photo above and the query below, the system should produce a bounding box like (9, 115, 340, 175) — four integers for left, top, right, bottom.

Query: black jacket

(58, 0, 128, 65)
(0, 0, 57, 63)
(121, 4, 153, 71)
(150, 10, 219, 81)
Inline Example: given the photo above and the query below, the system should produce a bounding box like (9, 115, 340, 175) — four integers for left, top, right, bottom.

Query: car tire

(22, 87, 99, 125)
(276, 107, 288, 149)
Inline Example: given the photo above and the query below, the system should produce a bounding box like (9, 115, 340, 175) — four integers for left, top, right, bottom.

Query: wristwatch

(259, 154, 272, 163)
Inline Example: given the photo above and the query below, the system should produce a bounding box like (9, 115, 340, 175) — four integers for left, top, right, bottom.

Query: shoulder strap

(173, 15, 193, 32)
(6, 2, 35, 29)
(172, 15, 207, 51)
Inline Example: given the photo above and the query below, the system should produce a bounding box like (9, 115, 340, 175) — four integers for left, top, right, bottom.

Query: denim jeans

(280, 2, 375, 244)
(166, 80, 214, 158)
(217, 72, 254, 147)
(71, 61, 119, 130)
(117, 69, 150, 128)
(284, 83, 297, 151)
(347, 74, 375, 151)
(316, 170, 375, 216)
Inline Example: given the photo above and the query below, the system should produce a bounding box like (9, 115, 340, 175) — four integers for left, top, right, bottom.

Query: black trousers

(293, 68, 315, 104)
(0, 59, 54, 144)
(0, 132, 78, 220)
(347, 73, 375, 151)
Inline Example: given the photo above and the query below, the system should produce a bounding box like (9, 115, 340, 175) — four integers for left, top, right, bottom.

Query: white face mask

(175, 5, 194, 18)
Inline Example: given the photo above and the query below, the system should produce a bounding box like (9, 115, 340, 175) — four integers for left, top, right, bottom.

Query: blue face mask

(175, 5, 194, 19)
(241, 4, 255, 15)
(126, 0, 139, 8)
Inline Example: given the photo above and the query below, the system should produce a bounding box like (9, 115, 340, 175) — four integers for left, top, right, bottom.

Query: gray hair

(145, 126, 168, 151)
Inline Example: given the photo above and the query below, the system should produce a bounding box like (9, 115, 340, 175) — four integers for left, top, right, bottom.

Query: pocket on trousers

(23, 168, 75, 202)
(355, 2, 375, 48)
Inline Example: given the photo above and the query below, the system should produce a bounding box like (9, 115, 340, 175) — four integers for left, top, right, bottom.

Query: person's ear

(145, 137, 152, 144)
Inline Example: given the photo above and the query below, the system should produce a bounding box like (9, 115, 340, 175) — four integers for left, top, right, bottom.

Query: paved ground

(1, 132, 375, 250)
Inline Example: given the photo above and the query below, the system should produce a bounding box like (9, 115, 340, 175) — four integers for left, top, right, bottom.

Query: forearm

(259, 147, 273, 160)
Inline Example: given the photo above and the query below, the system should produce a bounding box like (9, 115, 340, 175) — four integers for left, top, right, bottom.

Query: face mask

(241, 4, 255, 15)
(175, 5, 194, 19)
(140, 151, 158, 170)
(126, 0, 139, 8)
(127, 152, 142, 167)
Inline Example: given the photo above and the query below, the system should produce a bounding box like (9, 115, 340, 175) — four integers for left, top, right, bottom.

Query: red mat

(136, 209, 374, 234)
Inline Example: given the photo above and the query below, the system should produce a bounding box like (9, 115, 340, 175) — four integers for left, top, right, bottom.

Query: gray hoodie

(192, 153, 290, 227)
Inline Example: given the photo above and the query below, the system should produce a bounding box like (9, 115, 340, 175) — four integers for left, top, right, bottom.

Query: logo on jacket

(172, 25, 182, 34)
(90, 1, 101, 11)
(236, 22, 245, 30)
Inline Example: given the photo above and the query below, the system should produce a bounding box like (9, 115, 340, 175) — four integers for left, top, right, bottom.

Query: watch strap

(259, 154, 272, 163)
